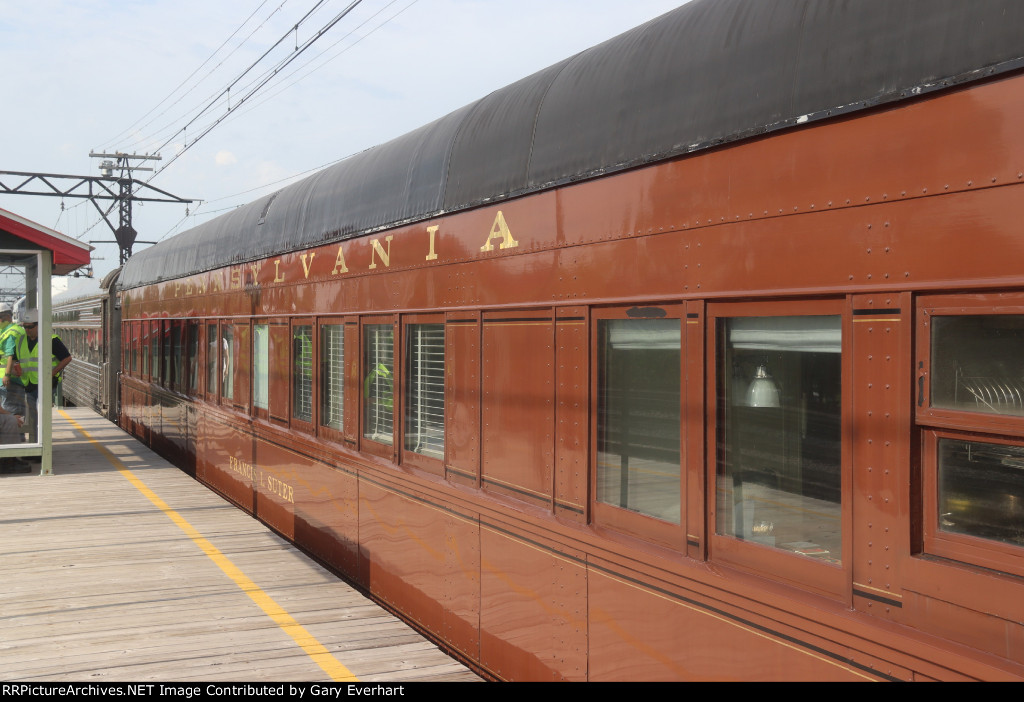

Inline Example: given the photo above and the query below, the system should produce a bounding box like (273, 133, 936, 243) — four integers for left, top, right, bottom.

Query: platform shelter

(0, 207, 91, 474)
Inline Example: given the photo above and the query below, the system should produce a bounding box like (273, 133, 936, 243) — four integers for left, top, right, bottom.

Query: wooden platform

(0, 407, 481, 683)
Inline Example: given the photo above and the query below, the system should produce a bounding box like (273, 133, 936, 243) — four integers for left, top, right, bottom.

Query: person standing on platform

(0, 304, 29, 472)
(8, 310, 71, 445)
(0, 303, 26, 418)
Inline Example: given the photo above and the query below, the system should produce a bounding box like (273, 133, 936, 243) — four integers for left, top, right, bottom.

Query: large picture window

(716, 314, 843, 563)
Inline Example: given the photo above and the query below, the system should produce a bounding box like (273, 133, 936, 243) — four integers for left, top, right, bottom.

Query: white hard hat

(0, 303, 12, 315)
(21, 309, 38, 325)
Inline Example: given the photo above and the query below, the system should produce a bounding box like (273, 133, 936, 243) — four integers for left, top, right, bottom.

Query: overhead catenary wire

(99, 0, 279, 152)
(216, 0, 418, 126)
(82, 0, 375, 252)
(116, 0, 342, 155)
(147, 0, 365, 183)
(145, 0, 340, 164)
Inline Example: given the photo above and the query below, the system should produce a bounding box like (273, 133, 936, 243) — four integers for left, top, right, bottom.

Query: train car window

(221, 324, 234, 401)
(267, 323, 290, 425)
(596, 318, 681, 523)
(187, 322, 199, 394)
(130, 321, 139, 376)
(929, 315, 1024, 419)
(708, 301, 847, 598)
(142, 322, 151, 379)
(253, 324, 269, 412)
(171, 322, 183, 391)
(363, 322, 395, 449)
(292, 324, 313, 423)
(715, 314, 843, 561)
(320, 323, 344, 431)
(232, 322, 250, 411)
(929, 433, 1024, 558)
(206, 323, 218, 398)
(590, 305, 686, 549)
(151, 320, 161, 384)
(404, 323, 444, 461)
(163, 322, 173, 388)
(917, 295, 1024, 577)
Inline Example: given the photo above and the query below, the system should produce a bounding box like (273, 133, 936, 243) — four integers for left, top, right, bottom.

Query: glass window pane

(363, 324, 394, 444)
(172, 323, 183, 388)
(221, 325, 234, 400)
(131, 322, 139, 374)
(716, 315, 842, 563)
(151, 322, 161, 382)
(320, 325, 344, 430)
(931, 315, 1024, 417)
(163, 323, 172, 386)
(187, 322, 199, 393)
(405, 324, 444, 459)
(254, 324, 269, 410)
(207, 324, 218, 394)
(938, 438, 1024, 548)
(293, 325, 312, 422)
(597, 319, 681, 523)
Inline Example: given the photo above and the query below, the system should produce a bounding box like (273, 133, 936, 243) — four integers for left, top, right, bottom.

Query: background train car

(52, 268, 120, 420)
(114, 0, 1024, 681)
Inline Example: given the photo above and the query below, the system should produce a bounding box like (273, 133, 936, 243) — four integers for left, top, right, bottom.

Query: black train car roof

(120, 0, 1024, 290)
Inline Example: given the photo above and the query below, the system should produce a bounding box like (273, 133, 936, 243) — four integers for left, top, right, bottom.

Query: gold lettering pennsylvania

(165, 210, 518, 297)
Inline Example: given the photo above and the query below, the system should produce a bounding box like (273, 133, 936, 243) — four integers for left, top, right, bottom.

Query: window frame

(916, 292, 1024, 578)
(922, 428, 1024, 579)
(360, 315, 398, 460)
(186, 320, 200, 396)
(589, 303, 687, 550)
(205, 321, 219, 403)
(917, 293, 1024, 435)
(170, 320, 184, 393)
(400, 314, 445, 476)
(706, 298, 851, 599)
(318, 316, 348, 445)
(150, 319, 162, 386)
(129, 320, 139, 377)
(252, 320, 271, 421)
(290, 318, 316, 434)
(219, 321, 235, 406)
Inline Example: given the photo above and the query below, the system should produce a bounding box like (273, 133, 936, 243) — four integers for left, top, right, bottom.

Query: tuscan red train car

(116, 0, 1024, 680)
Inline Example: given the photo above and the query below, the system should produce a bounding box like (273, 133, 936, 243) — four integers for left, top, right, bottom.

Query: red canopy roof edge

(0, 208, 92, 271)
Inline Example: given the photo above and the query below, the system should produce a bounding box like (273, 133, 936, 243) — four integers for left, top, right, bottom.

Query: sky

(0, 0, 684, 283)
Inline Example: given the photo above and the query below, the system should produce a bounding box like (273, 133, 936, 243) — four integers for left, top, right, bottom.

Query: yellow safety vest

(14, 332, 41, 386)
(0, 323, 25, 381)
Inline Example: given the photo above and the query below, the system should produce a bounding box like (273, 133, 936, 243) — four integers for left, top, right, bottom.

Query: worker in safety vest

(0, 304, 29, 471)
(0, 303, 26, 416)
(8, 310, 71, 445)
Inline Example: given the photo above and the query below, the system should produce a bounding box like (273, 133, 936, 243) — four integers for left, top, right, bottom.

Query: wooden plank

(0, 408, 481, 683)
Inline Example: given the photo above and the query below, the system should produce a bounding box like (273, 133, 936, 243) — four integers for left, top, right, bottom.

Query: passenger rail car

(116, 1, 1024, 680)
(52, 269, 120, 420)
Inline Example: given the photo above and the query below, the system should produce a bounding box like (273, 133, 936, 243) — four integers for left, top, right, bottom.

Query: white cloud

(215, 150, 237, 166)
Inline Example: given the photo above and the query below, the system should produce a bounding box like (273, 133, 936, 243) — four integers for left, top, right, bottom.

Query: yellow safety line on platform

(58, 410, 359, 683)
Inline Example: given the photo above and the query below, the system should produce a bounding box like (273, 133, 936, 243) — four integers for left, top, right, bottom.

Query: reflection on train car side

(107, 1, 1024, 682)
